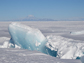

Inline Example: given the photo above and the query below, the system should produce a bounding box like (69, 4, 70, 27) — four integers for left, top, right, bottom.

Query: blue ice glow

(8, 23, 56, 57)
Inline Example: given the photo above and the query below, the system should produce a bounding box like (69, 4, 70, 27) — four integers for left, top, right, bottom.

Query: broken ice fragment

(8, 22, 48, 53)
(70, 31, 84, 35)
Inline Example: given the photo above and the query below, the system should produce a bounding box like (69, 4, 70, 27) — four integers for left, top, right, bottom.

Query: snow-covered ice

(0, 37, 10, 48)
(70, 31, 84, 35)
(0, 48, 81, 63)
(8, 22, 84, 60)
(0, 21, 84, 63)
(46, 35, 84, 59)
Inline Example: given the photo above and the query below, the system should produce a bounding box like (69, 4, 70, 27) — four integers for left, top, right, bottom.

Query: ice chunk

(8, 22, 84, 58)
(70, 31, 84, 35)
(8, 22, 49, 54)
(0, 37, 10, 48)
(46, 35, 84, 59)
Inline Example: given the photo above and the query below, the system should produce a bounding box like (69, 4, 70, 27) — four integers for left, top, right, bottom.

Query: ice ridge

(46, 35, 84, 59)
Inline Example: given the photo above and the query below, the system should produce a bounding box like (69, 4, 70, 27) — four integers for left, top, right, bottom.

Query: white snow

(70, 31, 84, 35)
(0, 37, 10, 48)
(0, 21, 84, 63)
(46, 35, 84, 59)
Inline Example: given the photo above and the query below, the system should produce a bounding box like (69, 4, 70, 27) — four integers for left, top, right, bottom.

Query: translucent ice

(8, 22, 47, 50)
(8, 22, 56, 57)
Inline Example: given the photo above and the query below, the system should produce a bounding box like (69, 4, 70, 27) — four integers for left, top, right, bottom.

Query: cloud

(21, 15, 56, 21)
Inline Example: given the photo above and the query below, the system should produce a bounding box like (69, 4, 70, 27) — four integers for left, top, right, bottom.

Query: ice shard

(8, 22, 56, 57)
(8, 22, 47, 50)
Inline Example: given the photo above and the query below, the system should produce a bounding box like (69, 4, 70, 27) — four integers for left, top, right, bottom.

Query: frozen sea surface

(0, 48, 81, 63)
(0, 21, 84, 63)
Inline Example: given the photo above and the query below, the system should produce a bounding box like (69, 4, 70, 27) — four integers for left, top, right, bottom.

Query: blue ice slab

(8, 22, 47, 50)
(8, 22, 56, 57)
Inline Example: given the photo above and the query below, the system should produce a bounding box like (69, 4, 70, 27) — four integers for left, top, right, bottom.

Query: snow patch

(46, 35, 84, 59)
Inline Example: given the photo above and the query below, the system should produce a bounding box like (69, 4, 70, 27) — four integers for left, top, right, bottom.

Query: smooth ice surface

(8, 22, 47, 50)
(8, 22, 57, 57)
(81, 56, 84, 63)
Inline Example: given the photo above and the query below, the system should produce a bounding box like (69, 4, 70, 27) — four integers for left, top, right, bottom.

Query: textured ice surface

(70, 31, 84, 35)
(0, 21, 84, 63)
(8, 22, 84, 59)
(8, 22, 57, 57)
(0, 37, 10, 48)
(0, 48, 81, 63)
(0, 37, 20, 48)
(46, 35, 84, 59)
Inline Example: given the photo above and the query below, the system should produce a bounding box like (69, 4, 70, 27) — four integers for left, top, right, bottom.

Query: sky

(0, 0, 84, 21)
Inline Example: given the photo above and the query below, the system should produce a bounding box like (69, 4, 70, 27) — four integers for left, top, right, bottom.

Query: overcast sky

(0, 0, 84, 21)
